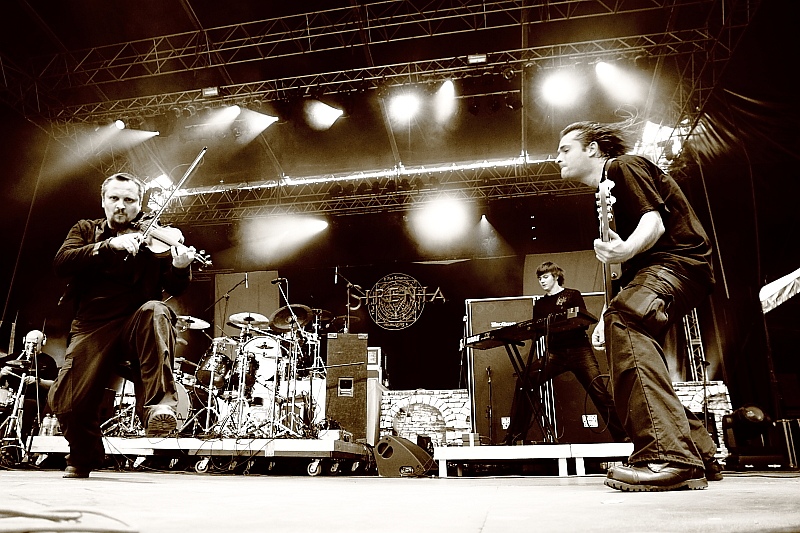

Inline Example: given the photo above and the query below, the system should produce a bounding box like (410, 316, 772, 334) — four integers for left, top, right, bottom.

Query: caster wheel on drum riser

(307, 459, 322, 476)
(195, 458, 210, 473)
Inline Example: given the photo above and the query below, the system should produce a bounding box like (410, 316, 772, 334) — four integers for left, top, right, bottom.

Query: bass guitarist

(556, 121, 722, 492)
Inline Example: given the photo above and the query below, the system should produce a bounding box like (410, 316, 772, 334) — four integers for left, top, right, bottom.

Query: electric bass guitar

(597, 178, 621, 307)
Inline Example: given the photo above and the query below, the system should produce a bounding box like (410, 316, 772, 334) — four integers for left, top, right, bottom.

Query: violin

(132, 213, 212, 268)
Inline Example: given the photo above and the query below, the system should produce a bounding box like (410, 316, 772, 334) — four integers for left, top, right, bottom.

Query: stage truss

(0, 0, 763, 222)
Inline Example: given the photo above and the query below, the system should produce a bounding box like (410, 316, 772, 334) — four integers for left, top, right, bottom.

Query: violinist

(49, 172, 196, 479)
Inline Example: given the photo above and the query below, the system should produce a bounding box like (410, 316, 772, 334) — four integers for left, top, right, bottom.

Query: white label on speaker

(582, 414, 599, 428)
(501, 417, 510, 430)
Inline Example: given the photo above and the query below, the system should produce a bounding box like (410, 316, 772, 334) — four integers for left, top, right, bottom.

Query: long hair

(560, 121, 629, 157)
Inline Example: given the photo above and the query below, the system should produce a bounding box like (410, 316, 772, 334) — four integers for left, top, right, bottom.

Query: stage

(1, 467, 799, 533)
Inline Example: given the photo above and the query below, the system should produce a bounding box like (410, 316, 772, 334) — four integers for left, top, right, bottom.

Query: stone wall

(379, 389, 471, 446)
(673, 380, 732, 456)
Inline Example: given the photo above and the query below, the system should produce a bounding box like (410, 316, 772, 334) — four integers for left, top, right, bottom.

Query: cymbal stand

(272, 279, 306, 438)
(0, 369, 30, 464)
(193, 341, 223, 436)
(217, 326, 253, 437)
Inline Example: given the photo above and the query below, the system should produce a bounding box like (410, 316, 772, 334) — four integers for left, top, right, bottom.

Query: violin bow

(141, 146, 207, 240)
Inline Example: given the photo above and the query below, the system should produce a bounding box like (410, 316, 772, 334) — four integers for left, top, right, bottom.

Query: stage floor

(1, 467, 799, 533)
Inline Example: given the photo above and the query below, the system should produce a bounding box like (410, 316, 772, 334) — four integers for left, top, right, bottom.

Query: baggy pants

(605, 266, 717, 468)
(48, 301, 179, 468)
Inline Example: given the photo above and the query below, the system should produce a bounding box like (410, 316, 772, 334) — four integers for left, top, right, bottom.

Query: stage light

(241, 215, 329, 264)
(467, 54, 487, 64)
(541, 69, 583, 107)
(409, 197, 472, 246)
(151, 174, 173, 190)
(434, 79, 456, 123)
(201, 87, 220, 98)
(114, 119, 125, 130)
(304, 99, 344, 130)
(388, 93, 421, 123)
(595, 61, 643, 103)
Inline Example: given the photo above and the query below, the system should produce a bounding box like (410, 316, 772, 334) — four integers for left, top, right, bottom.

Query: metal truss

(158, 158, 582, 225)
(0, 0, 762, 222)
(28, 1, 694, 94)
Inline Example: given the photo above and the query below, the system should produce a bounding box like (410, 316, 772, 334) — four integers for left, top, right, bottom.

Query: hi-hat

(177, 315, 210, 330)
(228, 312, 270, 329)
(269, 305, 313, 332)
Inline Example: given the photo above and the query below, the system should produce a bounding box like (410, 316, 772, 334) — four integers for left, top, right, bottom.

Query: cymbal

(211, 336, 238, 346)
(312, 309, 334, 323)
(228, 312, 270, 329)
(328, 315, 360, 332)
(269, 304, 313, 332)
(177, 315, 210, 330)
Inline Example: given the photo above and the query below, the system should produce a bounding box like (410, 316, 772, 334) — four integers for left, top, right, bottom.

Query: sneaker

(145, 405, 178, 437)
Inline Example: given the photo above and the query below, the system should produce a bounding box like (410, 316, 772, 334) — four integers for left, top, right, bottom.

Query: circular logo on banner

(368, 273, 426, 330)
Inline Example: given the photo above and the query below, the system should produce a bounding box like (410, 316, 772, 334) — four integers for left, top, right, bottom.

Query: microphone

(271, 277, 286, 285)
(245, 272, 249, 289)
(335, 266, 338, 285)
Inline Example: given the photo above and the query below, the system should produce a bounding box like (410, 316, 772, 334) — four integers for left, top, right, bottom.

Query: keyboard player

(503, 262, 627, 445)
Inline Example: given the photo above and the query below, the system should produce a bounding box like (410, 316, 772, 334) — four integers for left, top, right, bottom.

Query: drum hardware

(227, 312, 270, 330)
(176, 315, 210, 331)
(0, 367, 31, 464)
(101, 380, 191, 437)
(268, 305, 313, 333)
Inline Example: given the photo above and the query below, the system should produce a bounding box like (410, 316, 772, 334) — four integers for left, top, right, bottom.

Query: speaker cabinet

(326, 333, 368, 442)
(466, 296, 535, 444)
(373, 436, 435, 477)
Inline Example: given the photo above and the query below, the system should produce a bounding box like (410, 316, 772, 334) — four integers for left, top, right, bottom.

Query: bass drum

(105, 381, 191, 436)
(240, 336, 283, 405)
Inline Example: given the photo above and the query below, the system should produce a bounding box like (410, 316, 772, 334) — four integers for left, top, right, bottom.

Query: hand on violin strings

(171, 245, 196, 269)
(109, 233, 143, 256)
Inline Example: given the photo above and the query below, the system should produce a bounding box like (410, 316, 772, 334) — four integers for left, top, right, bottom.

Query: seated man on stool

(0, 330, 58, 440)
(48, 172, 196, 478)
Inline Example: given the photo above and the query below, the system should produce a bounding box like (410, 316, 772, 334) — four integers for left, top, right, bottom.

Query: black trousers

(505, 342, 627, 443)
(48, 301, 179, 468)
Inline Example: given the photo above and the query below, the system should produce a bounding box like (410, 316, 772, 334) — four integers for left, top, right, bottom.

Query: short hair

(560, 121, 629, 158)
(536, 261, 565, 286)
(101, 173, 146, 202)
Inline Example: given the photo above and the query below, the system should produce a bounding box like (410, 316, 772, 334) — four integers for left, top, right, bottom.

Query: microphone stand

(335, 272, 365, 334)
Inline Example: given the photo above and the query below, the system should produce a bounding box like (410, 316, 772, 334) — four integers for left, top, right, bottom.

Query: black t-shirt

(605, 155, 714, 287)
(532, 288, 591, 350)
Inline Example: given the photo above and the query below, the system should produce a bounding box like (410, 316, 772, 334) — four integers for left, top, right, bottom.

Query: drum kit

(166, 305, 335, 439)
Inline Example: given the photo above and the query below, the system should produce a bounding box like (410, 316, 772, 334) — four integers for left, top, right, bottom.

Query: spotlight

(500, 66, 516, 80)
(356, 182, 370, 194)
(467, 54, 487, 64)
(201, 87, 220, 98)
(114, 119, 126, 130)
(385, 180, 397, 193)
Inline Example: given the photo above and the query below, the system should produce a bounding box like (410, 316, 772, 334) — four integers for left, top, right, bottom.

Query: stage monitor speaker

(326, 333, 368, 442)
(373, 436, 435, 477)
